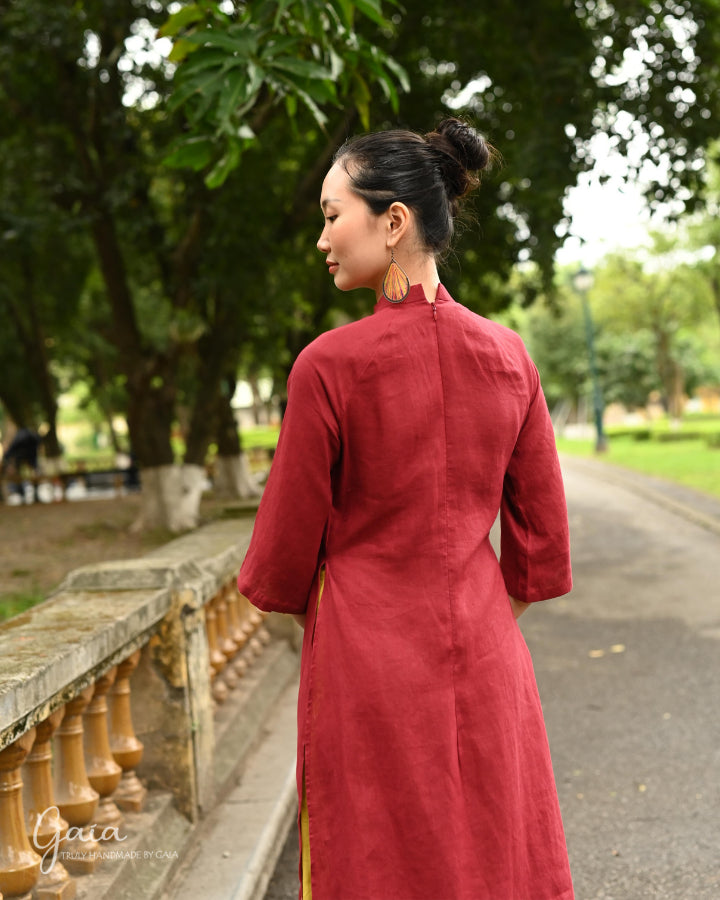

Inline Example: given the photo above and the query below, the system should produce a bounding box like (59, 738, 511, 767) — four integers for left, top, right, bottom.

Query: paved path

(263, 456, 720, 900)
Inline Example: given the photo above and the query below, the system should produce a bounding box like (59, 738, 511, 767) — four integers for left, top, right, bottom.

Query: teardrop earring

(382, 249, 410, 303)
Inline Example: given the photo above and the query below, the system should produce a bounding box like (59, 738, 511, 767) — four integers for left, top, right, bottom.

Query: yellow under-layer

(301, 566, 325, 900)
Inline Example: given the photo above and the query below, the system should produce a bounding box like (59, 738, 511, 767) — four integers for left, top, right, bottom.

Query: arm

(500, 362, 572, 604)
(509, 595, 531, 619)
(237, 350, 340, 616)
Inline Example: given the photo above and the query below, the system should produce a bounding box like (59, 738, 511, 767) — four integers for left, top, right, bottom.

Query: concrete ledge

(213, 641, 300, 795)
(163, 677, 299, 900)
(0, 518, 256, 751)
(69, 791, 193, 900)
(0, 586, 171, 748)
(231, 763, 297, 900)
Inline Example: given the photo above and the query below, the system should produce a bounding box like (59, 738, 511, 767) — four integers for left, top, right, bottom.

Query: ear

(385, 201, 411, 248)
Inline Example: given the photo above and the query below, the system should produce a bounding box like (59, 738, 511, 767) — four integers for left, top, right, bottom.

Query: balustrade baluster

(204, 600, 229, 704)
(108, 651, 147, 813)
(22, 710, 76, 899)
(225, 585, 248, 677)
(214, 594, 239, 691)
(246, 602, 265, 659)
(237, 595, 262, 660)
(53, 688, 100, 874)
(84, 668, 123, 838)
(0, 729, 40, 900)
(257, 610, 272, 647)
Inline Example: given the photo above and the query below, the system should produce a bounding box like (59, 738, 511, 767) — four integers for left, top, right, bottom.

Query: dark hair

(333, 117, 496, 256)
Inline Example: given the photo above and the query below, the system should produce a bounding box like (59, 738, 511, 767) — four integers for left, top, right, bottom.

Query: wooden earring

(382, 250, 410, 303)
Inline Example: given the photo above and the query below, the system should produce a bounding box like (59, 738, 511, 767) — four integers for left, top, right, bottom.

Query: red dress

(238, 283, 574, 900)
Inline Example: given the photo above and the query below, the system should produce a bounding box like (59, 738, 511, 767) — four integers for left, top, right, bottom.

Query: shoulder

(293, 312, 386, 377)
(452, 300, 525, 345)
(288, 312, 388, 416)
(452, 302, 535, 368)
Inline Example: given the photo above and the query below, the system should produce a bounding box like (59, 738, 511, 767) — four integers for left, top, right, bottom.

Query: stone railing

(0, 518, 299, 900)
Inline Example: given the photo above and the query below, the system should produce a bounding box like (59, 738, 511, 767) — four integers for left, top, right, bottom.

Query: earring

(382, 249, 410, 303)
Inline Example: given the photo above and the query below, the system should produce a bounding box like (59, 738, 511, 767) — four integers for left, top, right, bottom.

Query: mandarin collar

(373, 282, 453, 313)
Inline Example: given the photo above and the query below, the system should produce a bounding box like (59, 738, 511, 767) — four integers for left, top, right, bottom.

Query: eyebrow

(321, 197, 341, 210)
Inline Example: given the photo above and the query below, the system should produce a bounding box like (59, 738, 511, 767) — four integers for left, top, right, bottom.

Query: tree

(0, 143, 93, 462)
(5, 0, 720, 528)
(685, 143, 720, 334)
(591, 244, 716, 418)
(165, 0, 720, 291)
(0, 0, 405, 530)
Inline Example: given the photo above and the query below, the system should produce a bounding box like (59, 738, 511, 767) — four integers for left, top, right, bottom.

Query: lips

(327, 260, 339, 274)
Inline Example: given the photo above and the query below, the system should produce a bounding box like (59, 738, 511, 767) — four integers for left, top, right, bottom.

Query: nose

(317, 225, 330, 253)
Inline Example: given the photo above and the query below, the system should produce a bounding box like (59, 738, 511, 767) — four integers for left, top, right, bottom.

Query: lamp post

(572, 267, 607, 453)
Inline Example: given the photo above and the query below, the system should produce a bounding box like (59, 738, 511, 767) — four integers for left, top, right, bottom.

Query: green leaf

(166, 64, 228, 113)
(333, 0, 355, 30)
(163, 136, 215, 171)
(167, 37, 197, 65)
(268, 57, 334, 80)
(185, 28, 257, 56)
(353, 0, 390, 29)
(383, 55, 410, 94)
(171, 48, 238, 79)
(204, 138, 243, 189)
(272, 0, 294, 31)
(217, 63, 265, 124)
(328, 47, 345, 80)
(259, 34, 302, 59)
(352, 73, 371, 130)
(157, 4, 206, 39)
(279, 79, 329, 128)
(285, 93, 298, 118)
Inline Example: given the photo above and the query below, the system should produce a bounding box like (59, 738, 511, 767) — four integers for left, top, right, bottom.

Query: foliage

(510, 292, 594, 409)
(594, 329, 661, 409)
(161, 0, 720, 290)
(588, 244, 717, 415)
(0, 169, 93, 453)
(684, 141, 720, 331)
(160, 0, 408, 187)
(3, 0, 720, 528)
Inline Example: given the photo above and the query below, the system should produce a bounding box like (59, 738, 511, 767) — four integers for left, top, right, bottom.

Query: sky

(554, 128, 666, 268)
(555, 172, 654, 267)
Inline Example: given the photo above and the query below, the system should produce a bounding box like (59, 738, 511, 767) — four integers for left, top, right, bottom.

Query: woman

(238, 118, 574, 900)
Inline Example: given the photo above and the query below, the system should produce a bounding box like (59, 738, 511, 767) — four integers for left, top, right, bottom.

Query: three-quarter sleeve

(499, 366, 572, 603)
(237, 350, 341, 614)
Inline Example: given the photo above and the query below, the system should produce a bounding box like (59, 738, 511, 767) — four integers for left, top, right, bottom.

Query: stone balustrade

(0, 518, 299, 900)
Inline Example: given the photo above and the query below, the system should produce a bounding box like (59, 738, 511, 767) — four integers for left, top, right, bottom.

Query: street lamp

(572, 267, 607, 453)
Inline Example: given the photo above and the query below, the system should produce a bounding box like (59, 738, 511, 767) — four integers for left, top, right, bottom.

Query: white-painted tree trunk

(131, 464, 207, 533)
(213, 453, 261, 499)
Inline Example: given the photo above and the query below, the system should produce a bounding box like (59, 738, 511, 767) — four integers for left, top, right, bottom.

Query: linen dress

(237, 283, 574, 900)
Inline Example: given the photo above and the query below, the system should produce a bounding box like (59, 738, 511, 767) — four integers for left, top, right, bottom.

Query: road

(263, 456, 720, 900)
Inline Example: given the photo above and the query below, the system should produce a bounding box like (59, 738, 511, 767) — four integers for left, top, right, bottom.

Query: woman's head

(333, 118, 495, 257)
(317, 118, 496, 297)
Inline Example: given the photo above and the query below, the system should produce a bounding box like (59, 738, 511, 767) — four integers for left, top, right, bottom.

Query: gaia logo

(33, 807, 127, 874)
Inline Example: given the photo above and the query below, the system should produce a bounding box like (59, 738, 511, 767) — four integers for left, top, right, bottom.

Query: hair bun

(425, 117, 494, 200)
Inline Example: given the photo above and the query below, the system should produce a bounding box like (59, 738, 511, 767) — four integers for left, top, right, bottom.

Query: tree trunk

(655, 328, 685, 421)
(248, 375, 264, 426)
(213, 381, 260, 499)
(132, 464, 207, 533)
(711, 270, 720, 337)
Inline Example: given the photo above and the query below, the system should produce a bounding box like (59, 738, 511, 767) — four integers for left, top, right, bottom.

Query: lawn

(556, 419, 720, 501)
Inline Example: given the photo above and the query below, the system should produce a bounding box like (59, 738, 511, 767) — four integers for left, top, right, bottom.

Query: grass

(241, 425, 281, 452)
(0, 589, 45, 622)
(557, 419, 720, 500)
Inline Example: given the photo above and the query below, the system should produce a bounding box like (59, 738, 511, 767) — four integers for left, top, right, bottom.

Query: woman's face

(317, 162, 389, 295)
